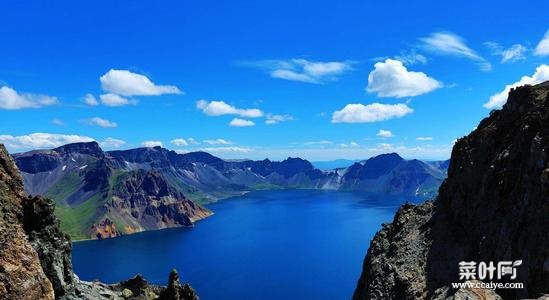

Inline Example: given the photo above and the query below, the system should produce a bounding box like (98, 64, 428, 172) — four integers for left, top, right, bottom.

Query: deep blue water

(72, 190, 405, 300)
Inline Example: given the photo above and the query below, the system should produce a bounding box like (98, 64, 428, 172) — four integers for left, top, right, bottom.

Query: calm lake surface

(72, 189, 407, 300)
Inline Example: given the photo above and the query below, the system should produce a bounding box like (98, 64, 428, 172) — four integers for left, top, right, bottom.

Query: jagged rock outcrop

(0, 144, 200, 299)
(22, 195, 76, 297)
(353, 82, 549, 299)
(89, 169, 212, 240)
(0, 144, 55, 299)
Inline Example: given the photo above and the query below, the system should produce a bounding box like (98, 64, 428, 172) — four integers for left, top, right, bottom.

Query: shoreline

(71, 188, 430, 243)
(71, 210, 215, 243)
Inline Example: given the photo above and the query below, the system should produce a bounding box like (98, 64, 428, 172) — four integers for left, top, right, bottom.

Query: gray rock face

(353, 82, 549, 299)
(0, 144, 200, 299)
(22, 195, 76, 297)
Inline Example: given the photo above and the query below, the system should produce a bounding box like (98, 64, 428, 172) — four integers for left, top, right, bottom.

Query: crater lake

(72, 189, 409, 300)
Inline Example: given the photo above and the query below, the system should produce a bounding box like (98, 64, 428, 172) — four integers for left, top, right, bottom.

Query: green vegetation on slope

(44, 172, 81, 205)
(54, 193, 103, 240)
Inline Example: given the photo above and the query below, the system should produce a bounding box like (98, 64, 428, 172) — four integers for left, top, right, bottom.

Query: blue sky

(1, 0, 548, 160)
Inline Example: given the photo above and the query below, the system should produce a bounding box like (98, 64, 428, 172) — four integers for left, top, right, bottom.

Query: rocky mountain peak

(53, 141, 103, 157)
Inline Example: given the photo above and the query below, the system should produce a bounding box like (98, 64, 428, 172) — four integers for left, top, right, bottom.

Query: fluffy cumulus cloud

(420, 32, 491, 71)
(203, 139, 232, 145)
(265, 114, 293, 124)
(416, 136, 434, 141)
(484, 64, 549, 109)
(376, 129, 394, 138)
(83, 93, 99, 106)
(0, 133, 94, 150)
(170, 138, 188, 146)
(86, 117, 117, 128)
(99, 137, 126, 149)
(332, 103, 413, 123)
(534, 30, 549, 56)
(366, 59, 441, 98)
(100, 69, 183, 96)
(229, 118, 255, 127)
(196, 100, 263, 118)
(141, 140, 163, 147)
(245, 59, 353, 84)
(99, 93, 133, 107)
(0, 86, 58, 110)
(485, 42, 527, 63)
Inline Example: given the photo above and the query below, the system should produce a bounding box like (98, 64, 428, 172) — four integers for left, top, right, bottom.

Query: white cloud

(246, 59, 353, 84)
(0, 86, 58, 110)
(229, 118, 255, 127)
(83, 93, 99, 106)
(265, 114, 293, 124)
(332, 102, 413, 123)
(501, 44, 527, 63)
(485, 42, 527, 63)
(0, 133, 94, 151)
(187, 137, 199, 145)
(339, 141, 359, 148)
(395, 49, 428, 65)
(534, 30, 549, 56)
(99, 93, 134, 107)
(196, 100, 263, 118)
(199, 146, 253, 153)
(141, 140, 163, 147)
(170, 138, 188, 146)
(484, 64, 549, 109)
(366, 59, 441, 98)
(99, 137, 126, 149)
(86, 117, 117, 128)
(420, 32, 491, 71)
(204, 139, 232, 145)
(416, 136, 434, 141)
(100, 69, 182, 96)
(304, 140, 333, 146)
(51, 119, 64, 126)
(376, 129, 394, 138)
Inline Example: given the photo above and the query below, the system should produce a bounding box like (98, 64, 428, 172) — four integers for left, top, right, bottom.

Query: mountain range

(12, 143, 449, 240)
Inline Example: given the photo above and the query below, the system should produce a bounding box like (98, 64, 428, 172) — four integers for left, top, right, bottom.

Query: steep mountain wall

(0, 144, 199, 299)
(353, 83, 549, 299)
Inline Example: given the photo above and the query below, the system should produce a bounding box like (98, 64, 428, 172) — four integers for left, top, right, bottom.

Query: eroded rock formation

(0, 144, 200, 299)
(353, 82, 549, 299)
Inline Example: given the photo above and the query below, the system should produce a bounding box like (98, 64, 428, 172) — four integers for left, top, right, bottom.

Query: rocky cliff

(13, 144, 213, 240)
(353, 82, 549, 299)
(0, 144, 199, 299)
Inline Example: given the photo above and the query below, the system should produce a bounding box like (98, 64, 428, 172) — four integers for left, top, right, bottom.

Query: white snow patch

(79, 165, 88, 170)
(62, 165, 67, 171)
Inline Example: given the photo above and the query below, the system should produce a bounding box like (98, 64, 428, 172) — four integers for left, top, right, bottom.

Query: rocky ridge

(13, 142, 447, 240)
(0, 144, 200, 299)
(353, 82, 549, 299)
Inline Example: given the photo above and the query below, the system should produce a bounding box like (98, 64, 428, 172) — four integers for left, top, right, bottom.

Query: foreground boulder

(0, 144, 199, 299)
(353, 82, 549, 299)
